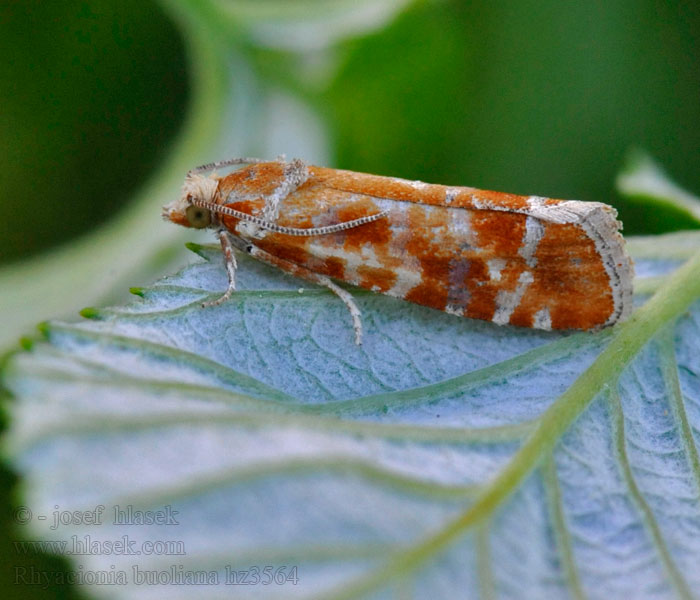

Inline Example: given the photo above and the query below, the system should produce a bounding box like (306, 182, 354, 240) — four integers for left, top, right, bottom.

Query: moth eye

(185, 204, 211, 229)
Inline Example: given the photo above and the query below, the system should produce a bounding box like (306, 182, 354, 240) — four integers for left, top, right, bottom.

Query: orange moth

(163, 157, 634, 344)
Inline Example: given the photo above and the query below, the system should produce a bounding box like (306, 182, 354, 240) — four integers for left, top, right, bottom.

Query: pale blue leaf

(4, 226, 700, 598)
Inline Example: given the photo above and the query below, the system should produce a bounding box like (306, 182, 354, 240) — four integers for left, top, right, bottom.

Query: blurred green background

(1, 0, 699, 597)
(2, 0, 700, 269)
(0, 0, 188, 263)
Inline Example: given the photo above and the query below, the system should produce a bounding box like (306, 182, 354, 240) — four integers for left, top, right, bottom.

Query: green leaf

(0, 1, 229, 349)
(325, 1, 700, 233)
(4, 163, 700, 597)
(0, 0, 334, 350)
(209, 0, 416, 50)
(617, 150, 700, 231)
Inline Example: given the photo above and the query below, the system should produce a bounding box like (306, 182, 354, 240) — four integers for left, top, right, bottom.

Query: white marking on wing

(519, 215, 545, 267)
(533, 306, 552, 330)
(445, 187, 461, 204)
(492, 271, 534, 326)
(487, 259, 507, 282)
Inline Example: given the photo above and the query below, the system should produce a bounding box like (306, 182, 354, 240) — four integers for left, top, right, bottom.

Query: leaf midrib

(322, 248, 700, 599)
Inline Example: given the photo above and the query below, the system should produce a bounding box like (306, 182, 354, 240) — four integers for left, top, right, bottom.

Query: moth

(163, 157, 634, 344)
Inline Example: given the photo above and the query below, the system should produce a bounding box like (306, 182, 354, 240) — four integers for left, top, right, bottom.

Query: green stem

(609, 388, 693, 600)
(542, 453, 585, 600)
(325, 249, 700, 598)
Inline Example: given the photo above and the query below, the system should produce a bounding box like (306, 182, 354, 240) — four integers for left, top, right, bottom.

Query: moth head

(162, 172, 219, 229)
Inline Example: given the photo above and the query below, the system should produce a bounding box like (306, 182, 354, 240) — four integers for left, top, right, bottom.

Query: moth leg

(202, 230, 238, 307)
(316, 277, 363, 346)
(244, 244, 364, 345)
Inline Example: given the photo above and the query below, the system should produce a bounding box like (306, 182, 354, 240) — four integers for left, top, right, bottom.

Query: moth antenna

(190, 198, 388, 237)
(188, 157, 269, 176)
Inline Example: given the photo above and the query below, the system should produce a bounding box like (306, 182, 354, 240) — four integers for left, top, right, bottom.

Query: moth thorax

(236, 221, 267, 240)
